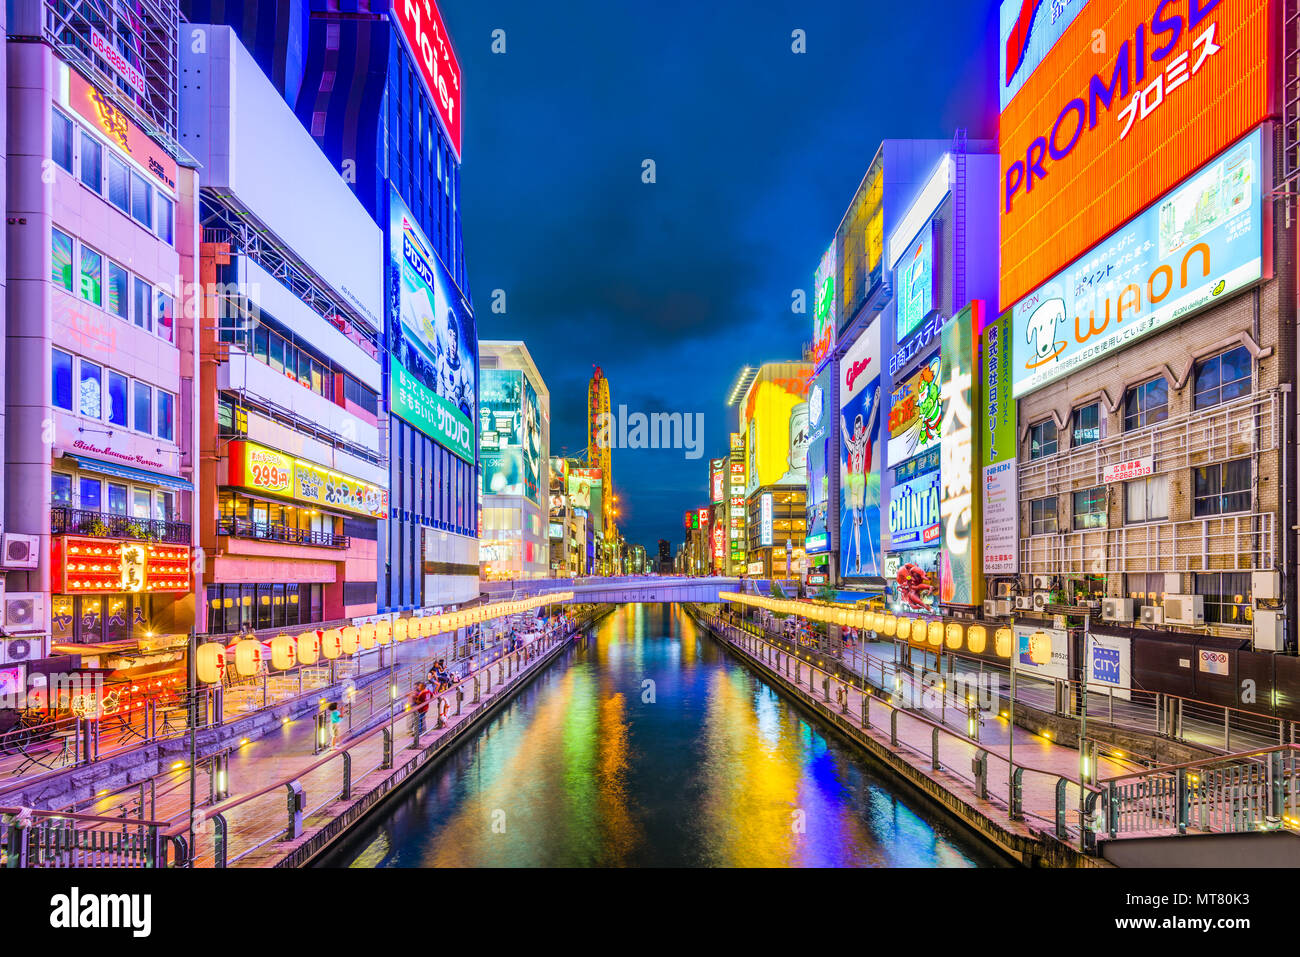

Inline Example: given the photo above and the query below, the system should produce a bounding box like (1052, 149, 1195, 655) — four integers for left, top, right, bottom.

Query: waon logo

(391, 0, 463, 158)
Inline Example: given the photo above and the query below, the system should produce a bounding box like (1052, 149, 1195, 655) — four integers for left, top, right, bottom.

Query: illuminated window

(1072, 487, 1106, 530)
(1029, 497, 1057, 536)
(133, 381, 152, 434)
(1071, 403, 1100, 447)
(52, 349, 73, 411)
(1194, 572, 1252, 626)
(130, 170, 152, 228)
(51, 228, 74, 291)
(108, 154, 130, 214)
(79, 246, 103, 305)
(156, 390, 175, 442)
(107, 371, 129, 427)
(79, 359, 103, 419)
(107, 261, 129, 319)
(1028, 420, 1057, 459)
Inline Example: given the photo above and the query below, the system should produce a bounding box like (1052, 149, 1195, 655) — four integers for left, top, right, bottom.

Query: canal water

(322, 604, 1000, 867)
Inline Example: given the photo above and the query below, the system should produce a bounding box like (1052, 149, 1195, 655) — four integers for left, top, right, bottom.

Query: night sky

(445, 0, 999, 551)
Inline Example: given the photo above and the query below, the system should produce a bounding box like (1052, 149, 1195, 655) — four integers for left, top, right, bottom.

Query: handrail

(0, 805, 166, 828)
(1098, 743, 1300, 783)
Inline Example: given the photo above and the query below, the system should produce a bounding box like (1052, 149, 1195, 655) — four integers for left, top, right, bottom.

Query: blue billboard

(804, 367, 832, 554)
(1010, 128, 1264, 398)
(838, 319, 883, 579)
(888, 450, 941, 550)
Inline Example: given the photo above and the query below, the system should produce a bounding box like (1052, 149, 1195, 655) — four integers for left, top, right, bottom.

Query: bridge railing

(1099, 745, 1300, 839)
(1, 806, 166, 867)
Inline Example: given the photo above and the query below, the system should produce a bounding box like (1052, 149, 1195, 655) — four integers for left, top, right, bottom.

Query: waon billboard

(391, 0, 463, 159)
(998, 0, 1274, 311)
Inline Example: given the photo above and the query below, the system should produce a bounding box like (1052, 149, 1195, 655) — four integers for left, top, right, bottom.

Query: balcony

(1018, 389, 1281, 501)
(1020, 513, 1274, 577)
(218, 518, 350, 549)
(51, 506, 190, 544)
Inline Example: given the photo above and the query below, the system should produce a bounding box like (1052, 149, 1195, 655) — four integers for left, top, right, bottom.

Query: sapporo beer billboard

(998, 0, 1273, 311)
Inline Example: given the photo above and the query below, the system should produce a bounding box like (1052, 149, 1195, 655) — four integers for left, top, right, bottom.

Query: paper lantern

(340, 625, 359, 655)
(927, 620, 943, 647)
(271, 633, 298, 670)
(995, 627, 1013, 659)
(375, 620, 392, 645)
(883, 615, 897, 637)
(421, 617, 435, 637)
(1028, 630, 1052, 666)
(896, 617, 912, 641)
(196, 642, 227, 684)
(297, 630, 320, 665)
(945, 622, 964, 650)
(967, 624, 987, 655)
(358, 623, 376, 650)
(234, 638, 264, 677)
(868, 612, 882, 632)
(317, 628, 341, 659)
(393, 618, 409, 642)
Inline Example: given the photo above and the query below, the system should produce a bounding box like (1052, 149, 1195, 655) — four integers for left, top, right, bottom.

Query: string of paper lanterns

(195, 591, 577, 683)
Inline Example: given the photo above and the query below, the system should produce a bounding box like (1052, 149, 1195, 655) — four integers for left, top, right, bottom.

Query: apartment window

(108, 483, 128, 515)
(52, 473, 73, 507)
(1193, 346, 1251, 410)
(1193, 459, 1250, 517)
(1029, 420, 1057, 459)
(1126, 572, 1168, 605)
(156, 390, 174, 442)
(154, 490, 175, 522)
(131, 488, 151, 519)
(107, 262, 129, 319)
(79, 129, 103, 193)
(1073, 487, 1106, 529)
(1195, 572, 1252, 626)
(79, 477, 102, 511)
(1124, 377, 1168, 431)
(79, 246, 103, 306)
(79, 360, 102, 418)
(1072, 403, 1101, 447)
(156, 194, 174, 245)
(1030, 496, 1057, 535)
(130, 171, 152, 228)
(133, 381, 152, 434)
(52, 349, 74, 410)
(52, 109, 74, 172)
(108, 154, 130, 213)
(1125, 474, 1169, 523)
(132, 277, 152, 331)
(52, 228, 74, 291)
(107, 371, 129, 427)
(155, 291, 175, 344)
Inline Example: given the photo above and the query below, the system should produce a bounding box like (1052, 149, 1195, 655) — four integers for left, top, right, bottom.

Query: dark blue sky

(446, 0, 999, 550)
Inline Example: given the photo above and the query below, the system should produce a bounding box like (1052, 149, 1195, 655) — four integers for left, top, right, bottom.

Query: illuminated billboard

(838, 319, 883, 579)
(982, 312, 1019, 575)
(760, 493, 773, 546)
(567, 468, 601, 511)
(889, 458, 941, 550)
(886, 353, 942, 467)
(837, 160, 885, 330)
(390, 0, 462, 159)
(895, 222, 937, 344)
(812, 243, 837, 369)
(480, 369, 542, 503)
(804, 367, 832, 555)
(1010, 128, 1264, 397)
(741, 364, 813, 493)
(227, 440, 389, 519)
(998, 0, 1273, 309)
(709, 459, 725, 504)
(938, 304, 982, 606)
(389, 187, 477, 461)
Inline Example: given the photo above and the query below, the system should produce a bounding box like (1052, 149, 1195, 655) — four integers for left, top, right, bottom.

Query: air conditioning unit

(1140, 605, 1164, 625)
(2, 592, 45, 634)
(1032, 575, 1053, 590)
(0, 533, 40, 570)
(1102, 598, 1134, 622)
(1032, 591, 1050, 611)
(983, 599, 999, 618)
(1253, 609, 1284, 652)
(0, 636, 38, 665)
(997, 581, 1015, 598)
(1014, 595, 1035, 611)
(994, 599, 1012, 616)
(1164, 594, 1205, 626)
(1252, 571, 1280, 602)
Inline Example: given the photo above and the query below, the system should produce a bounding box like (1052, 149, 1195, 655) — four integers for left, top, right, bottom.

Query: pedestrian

(328, 701, 342, 749)
(411, 681, 433, 735)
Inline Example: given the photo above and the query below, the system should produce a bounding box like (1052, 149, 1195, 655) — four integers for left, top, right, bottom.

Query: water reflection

(327, 605, 998, 868)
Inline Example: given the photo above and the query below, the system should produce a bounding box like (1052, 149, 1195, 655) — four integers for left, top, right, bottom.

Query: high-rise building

(185, 0, 479, 614)
(6, 0, 201, 689)
(478, 342, 549, 581)
(586, 366, 614, 540)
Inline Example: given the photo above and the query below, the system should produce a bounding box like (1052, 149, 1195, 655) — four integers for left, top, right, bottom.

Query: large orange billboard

(999, 0, 1274, 311)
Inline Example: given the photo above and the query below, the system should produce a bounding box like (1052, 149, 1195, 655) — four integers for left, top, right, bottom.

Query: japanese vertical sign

(981, 310, 1019, 574)
(938, 303, 982, 605)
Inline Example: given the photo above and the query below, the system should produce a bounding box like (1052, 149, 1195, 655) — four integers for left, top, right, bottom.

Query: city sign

(390, 0, 462, 158)
(999, 0, 1272, 310)
(227, 440, 389, 519)
(938, 304, 981, 606)
(1103, 457, 1155, 484)
(760, 493, 773, 547)
(1010, 128, 1264, 398)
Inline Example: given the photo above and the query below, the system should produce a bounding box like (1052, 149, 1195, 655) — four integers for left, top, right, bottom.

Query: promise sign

(998, 0, 1272, 311)
(391, 0, 462, 158)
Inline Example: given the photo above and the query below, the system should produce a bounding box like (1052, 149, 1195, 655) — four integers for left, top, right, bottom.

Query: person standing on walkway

(411, 682, 433, 735)
(328, 702, 342, 749)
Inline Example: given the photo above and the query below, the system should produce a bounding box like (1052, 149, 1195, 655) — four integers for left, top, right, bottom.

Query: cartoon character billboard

(886, 352, 942, 466)
(389, 187, 477, 461)
(838, 318, 883, 579)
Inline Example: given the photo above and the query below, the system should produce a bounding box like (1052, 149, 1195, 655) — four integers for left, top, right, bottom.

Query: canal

(321, 604, 1002, 867)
